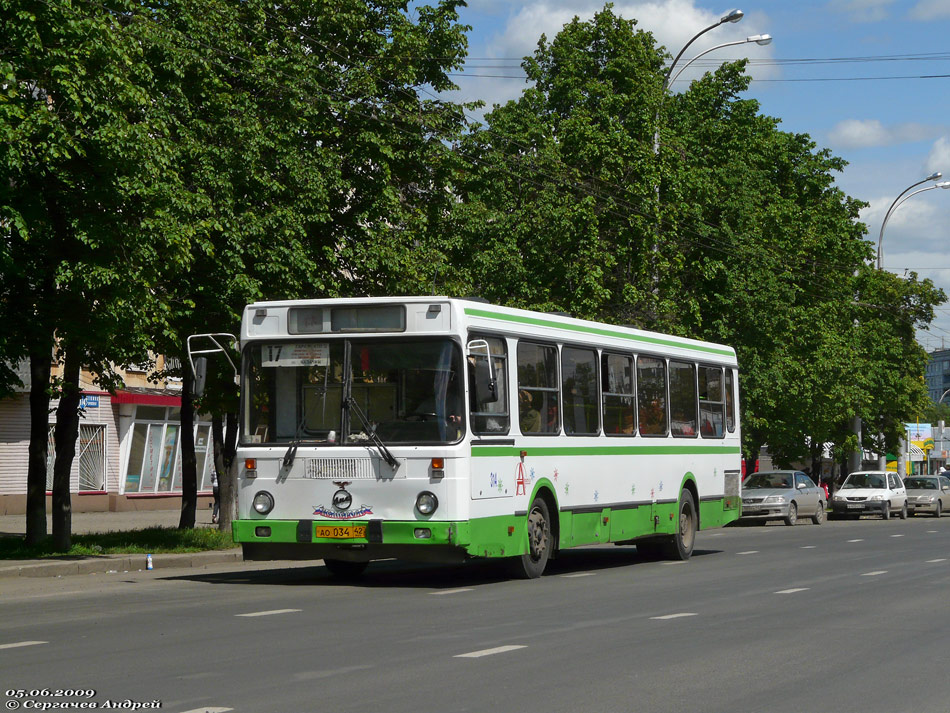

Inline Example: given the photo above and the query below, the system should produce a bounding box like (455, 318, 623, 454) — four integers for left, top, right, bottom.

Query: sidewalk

(0, 509, 243, 580)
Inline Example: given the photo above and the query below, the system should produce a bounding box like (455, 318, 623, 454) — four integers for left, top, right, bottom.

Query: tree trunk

(25, 346, 53, 545)
(177, 365, 197, 529)
(212, 412, 238, 530)
(52, 341, 81, 552)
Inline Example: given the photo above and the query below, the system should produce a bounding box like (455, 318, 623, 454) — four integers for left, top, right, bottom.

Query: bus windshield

(243, 338, 464, 445)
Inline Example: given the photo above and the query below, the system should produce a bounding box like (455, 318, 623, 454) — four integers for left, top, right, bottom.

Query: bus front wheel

(509, 497, 552, 579)
(663, 490, 696, 561)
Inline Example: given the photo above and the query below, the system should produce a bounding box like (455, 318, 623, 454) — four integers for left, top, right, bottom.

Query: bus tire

(509, 496, 552, 579)
(323, 558, 368, 579)
(664, 490, 696, 561)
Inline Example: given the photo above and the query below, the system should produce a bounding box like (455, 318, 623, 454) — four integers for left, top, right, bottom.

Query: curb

(0, 549, 244, 579)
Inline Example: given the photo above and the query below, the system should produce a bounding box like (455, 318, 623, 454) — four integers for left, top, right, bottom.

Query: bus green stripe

(471, 444, 741, 457)
(463, 307, 735, 357)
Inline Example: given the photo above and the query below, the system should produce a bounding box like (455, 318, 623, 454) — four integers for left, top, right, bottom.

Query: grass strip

(0, 526, 235, 559)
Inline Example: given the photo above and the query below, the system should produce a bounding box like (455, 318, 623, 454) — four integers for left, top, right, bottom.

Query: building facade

(926, 349, 950, 403)
(0, 357, 215, 515)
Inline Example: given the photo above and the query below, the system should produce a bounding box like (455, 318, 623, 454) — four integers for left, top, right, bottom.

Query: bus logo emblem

(332, 481, 353, 511)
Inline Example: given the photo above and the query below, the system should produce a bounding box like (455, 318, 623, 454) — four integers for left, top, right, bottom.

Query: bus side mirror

(194, 357, 208, 397)
(474, 359, 498, 406)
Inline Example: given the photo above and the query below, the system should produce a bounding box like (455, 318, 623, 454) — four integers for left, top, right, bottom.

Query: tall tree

(128, 0, 471, 526)
(1, 0, 191, 547)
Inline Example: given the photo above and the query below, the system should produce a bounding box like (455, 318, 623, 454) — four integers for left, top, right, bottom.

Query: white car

(831, 470, 907, 520)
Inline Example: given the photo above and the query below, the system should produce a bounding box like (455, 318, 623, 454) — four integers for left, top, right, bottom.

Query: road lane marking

(235, 609, 302, 617)
(430, 588, 474, 595)
(801, 546, 817, 549)
(861, 571, 887, 576)
(927, 558, 947, 563)
(455, 645, 526, 658)
(0, 641, 48, 650)
(848, 539, 863, 543)
(928, 530, 938, 533)
(774, 588, 810, 594)
(737, 550, 759, 555)
(890, 534, 904, 538)
(661, 561, 686, 565)
(180, 708, 233, 713)
(650, 613, 698, 620)
(562, 572, 597, 578)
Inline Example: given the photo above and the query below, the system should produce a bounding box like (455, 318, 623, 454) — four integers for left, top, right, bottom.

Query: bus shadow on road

(163, 545, 723, 589)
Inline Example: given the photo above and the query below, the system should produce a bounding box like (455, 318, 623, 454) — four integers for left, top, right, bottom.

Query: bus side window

(669, 360, 697, 438)
(637, 356, 668, 437)
(469, 335, 510, 434)
(725, 368, 736, 432)
(517, 342, 559, 435)
(562, 346, 599, 436)
(602, 352, 635, 436)
(698, 365, 724, 439)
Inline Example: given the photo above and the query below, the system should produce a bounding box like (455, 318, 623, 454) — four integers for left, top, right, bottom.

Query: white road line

(235, 609, 302, 617)
(774, 587, 810, 594)
(737, 550, 759, 555)
(562, 572, 597, 578)
(801, 546, 817, 549)
(0, 641, 48, 650)
(927, 558, 947, 563)
(650, 613, 698, 620)
(180, 708, 233, 713)
(927, 530, 938, 533)
(861, 570, 887, 577)
(660, 561, 686, 565)
(848, 539, 863, 543)
(455, 645, 527, 658)
(430, 588, 474, 595)
(890, 534, 904, 538)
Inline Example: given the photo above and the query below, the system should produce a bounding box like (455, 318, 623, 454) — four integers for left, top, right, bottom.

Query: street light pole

(876, 172, 943, 269)
(861, 173, 948, 474)
(653, 8, 745, 156)
(665, 35, 772, 87)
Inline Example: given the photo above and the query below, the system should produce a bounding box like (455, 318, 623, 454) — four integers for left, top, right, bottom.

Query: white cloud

(909, 0, 950, 20)
(828, 119, 945, 148)
(464, 0, 775, 111)
(827, 0, 895, 22)
(927, 136, 950, 175)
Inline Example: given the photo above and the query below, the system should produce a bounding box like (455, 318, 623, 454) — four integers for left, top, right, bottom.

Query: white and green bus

(225, 297, 741, 578)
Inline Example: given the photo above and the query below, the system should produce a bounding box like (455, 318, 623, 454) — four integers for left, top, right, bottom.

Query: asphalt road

(3, 515, 949, 713)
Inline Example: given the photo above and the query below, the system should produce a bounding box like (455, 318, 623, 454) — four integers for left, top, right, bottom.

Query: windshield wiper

(283, 417, 306, 469)
(346, 396, 400, 472)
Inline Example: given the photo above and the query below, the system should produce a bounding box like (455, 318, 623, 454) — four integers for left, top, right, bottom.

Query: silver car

(740, 470, 826, 526)
(905, 475, 950, 517)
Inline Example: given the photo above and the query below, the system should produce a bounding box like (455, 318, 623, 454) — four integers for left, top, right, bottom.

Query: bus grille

(306, 458, 375, 480)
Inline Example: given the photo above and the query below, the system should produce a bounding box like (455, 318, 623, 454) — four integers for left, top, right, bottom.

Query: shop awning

(112, 388, 182, 406)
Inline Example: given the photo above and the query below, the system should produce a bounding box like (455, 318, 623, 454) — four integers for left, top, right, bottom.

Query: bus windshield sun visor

(346, 396, 400, 472)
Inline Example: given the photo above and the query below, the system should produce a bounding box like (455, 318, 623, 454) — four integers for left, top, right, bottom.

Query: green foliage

(440, 6, 946, 465)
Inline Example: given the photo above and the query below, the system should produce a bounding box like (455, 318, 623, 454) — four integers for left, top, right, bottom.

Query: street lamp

(653, 9, 748, 155)
(877, 172, 945, 269)
(665, 9, 745, 90)
(666, 35, 772, 87)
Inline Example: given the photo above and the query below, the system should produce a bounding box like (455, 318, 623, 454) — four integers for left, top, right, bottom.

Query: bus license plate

(316, 525, 366, 539)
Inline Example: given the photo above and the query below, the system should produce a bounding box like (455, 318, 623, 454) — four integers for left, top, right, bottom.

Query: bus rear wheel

(323, 558, 368, 579)
(663, 490, 696, 561)
(509, 497, 552, 579)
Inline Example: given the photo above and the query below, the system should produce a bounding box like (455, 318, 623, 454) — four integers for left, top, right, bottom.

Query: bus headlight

(253, 491, 275, 515)
(416, 491, 438, 516)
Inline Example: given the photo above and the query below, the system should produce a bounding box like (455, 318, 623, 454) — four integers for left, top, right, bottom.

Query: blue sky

(439, 0, 950, 350)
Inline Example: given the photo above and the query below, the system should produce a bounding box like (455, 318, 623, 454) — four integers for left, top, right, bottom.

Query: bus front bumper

(233, 519, 472, 563)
